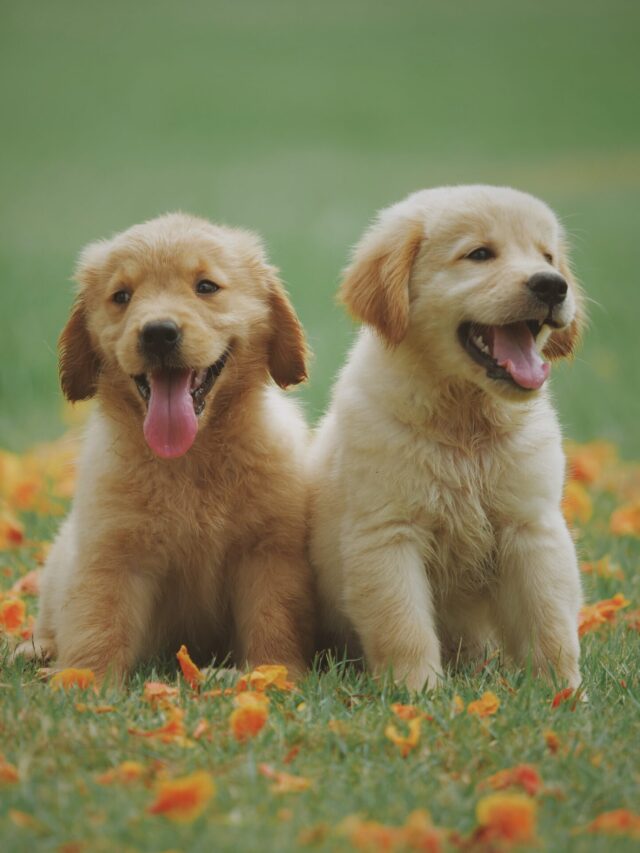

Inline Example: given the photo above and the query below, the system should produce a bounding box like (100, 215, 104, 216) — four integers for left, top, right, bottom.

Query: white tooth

(536, 325, 552, 353)
(191, 369, 206, 390)
(474, 335, 489, 354)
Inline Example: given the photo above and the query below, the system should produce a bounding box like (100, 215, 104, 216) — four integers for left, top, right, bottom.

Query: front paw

(561, 664, 582, 691)
(403, 662, 442, 692)
(373, 654, 442, 692)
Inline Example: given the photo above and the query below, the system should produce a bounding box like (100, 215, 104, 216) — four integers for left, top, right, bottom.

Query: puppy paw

(12, 637, 56, 663)
(404, 668, 442, 692)
(391, 657, 442, 692)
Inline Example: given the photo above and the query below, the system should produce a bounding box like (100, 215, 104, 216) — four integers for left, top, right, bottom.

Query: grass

(1, 439, 639, 851)
(1, 0, 640, 454)
(1, 2, 639, 850)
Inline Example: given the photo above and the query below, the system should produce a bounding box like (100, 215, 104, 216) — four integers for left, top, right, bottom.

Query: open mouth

(134, 355, 229, 417)
(458, 320, 552, 391)
(132, 349, 230, 459)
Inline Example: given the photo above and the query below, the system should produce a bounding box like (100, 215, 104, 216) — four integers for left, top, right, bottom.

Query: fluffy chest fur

(408, 439, 500, 595)
(74, 386, 307, 578)
(318, 331, 565, 598)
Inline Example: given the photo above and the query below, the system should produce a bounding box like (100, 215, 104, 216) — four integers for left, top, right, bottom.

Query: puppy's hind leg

(54, 531, 160, 683)
(13, 577, 58, 663)
(12, 523, 72, 665)
(342, 531, 442, 691)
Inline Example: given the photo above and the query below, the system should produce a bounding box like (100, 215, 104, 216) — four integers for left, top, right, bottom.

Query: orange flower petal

(97, 761, 147, 784)
(10, 569, 42, 597)
(258, 763, 312, 793)
(610, 501, 640, 536)
(8, 810, 42, 830)
(143, 681, 179, 704)
(50, 668, 96, 691)
(403, 810, 443, 853)
(18, 614, 34, 641)
(562, 481, 593, 525)
(0, 756, 19, 784)
(385, 717, 421, 757)
(33, 541, 52, 565)
(230, 705, 268, 741)
(0, 507, 25, 548)
(578, 604, 605, 637)
(176, 644, 203, 691)
(623, 609, 640, 632)
(544, 730, 561, 753)
(476, 793, 537, 844)
(580, 556, 624, 580)
(192, 719, 211, 741)
(338, 812, 443, 852)
(230, 692, 269, 741)
(234, 690, 270, 708)
(283, 745, 301, 764)
(237, 664, 293, 692)
(467, 691, 500, 718)
(481, 764, 542, 797)
(551, 687, 575, 709)
(339, 815, 404, 850)
(579, 594, 630, 637)
(75, 703, 116, 714)
(148, 771, 215, 822)
(128, 707, 191, 745)
(390, 702, 422, 720)
(566, 441, 616, 485)
(201, 687, 236, 699)
(583, 809, 640, 838)
(0, 598, 26, 634)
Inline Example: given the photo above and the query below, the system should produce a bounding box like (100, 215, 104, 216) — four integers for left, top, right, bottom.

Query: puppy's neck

(421, 380, 531, 449)
(357, 329, 540, 449)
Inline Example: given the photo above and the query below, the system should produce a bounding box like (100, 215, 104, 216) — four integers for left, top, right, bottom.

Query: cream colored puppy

(16, 213, 314, 680)
(310, 185, 585, 690)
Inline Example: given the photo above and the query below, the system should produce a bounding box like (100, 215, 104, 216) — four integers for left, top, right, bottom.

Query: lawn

(1, 1, 639, 850)
(0, 437, 639, 851)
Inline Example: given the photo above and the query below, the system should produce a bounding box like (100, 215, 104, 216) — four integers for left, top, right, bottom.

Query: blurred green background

(1, 0, 639, 455)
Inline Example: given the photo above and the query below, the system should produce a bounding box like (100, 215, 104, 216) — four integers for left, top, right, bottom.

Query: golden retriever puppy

(16, 213, 315, 680)
(310, 185, 585, 690)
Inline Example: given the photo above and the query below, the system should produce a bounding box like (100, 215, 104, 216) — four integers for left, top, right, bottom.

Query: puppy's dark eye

(112, 290, 131, 305)
(543, 252, 554, 265)
(465, 247, 495, 262)
(196, 280, 220, 295)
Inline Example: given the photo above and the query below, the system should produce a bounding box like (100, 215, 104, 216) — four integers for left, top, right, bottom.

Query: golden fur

(17, 213, 315, 680)
(310, 185, 585, 690)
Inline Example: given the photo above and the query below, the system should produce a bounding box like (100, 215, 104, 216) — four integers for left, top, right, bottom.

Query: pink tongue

(491, 322, 550, 390)
(143, 369, 198, 458)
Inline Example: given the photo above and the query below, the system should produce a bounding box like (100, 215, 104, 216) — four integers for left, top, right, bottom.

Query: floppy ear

(58, 295, 101, 401)
(542, 250, 586, 360)
(339, 211, 424, 345)
(58, 239, 108, 401)
(265, 268, 308, 388)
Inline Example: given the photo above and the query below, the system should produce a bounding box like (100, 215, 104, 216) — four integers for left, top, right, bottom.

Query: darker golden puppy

(17, 213, 315, 680)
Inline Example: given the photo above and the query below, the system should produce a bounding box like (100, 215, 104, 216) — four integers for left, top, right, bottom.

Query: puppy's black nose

(527, 272, 568, 308)
(140, 320, 182, 357)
